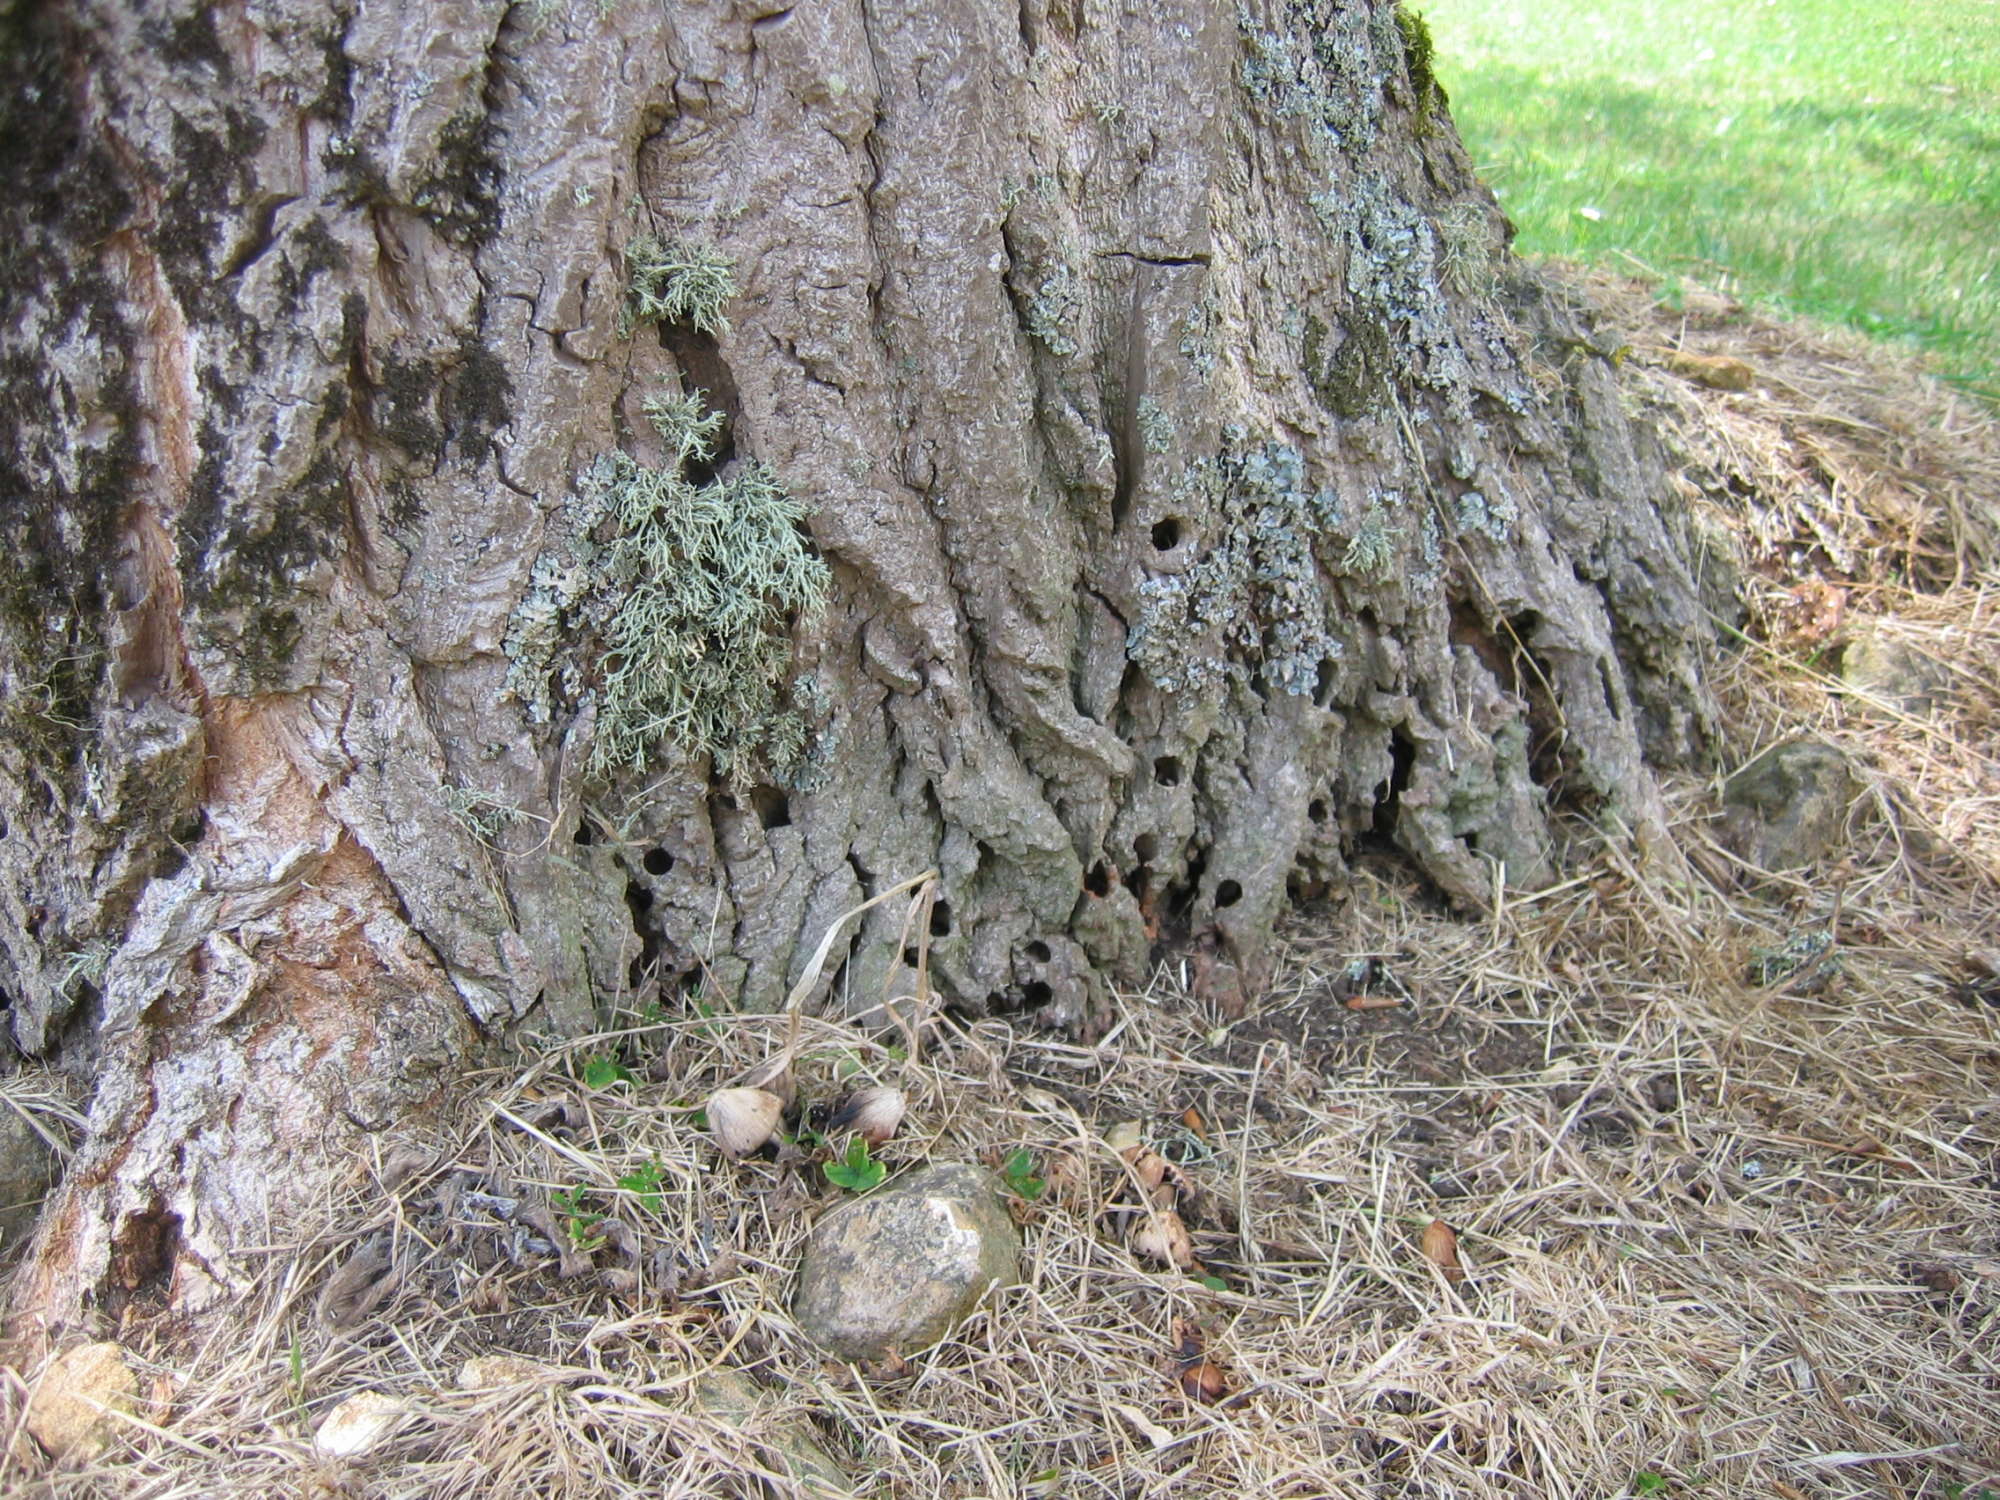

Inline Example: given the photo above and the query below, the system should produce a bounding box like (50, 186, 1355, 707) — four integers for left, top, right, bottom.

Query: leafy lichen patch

(1126, 430, 1345, 697)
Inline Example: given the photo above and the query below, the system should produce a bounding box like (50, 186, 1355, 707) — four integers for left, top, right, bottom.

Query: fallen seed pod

(707, 1087, 784, 1160)
(739, 1055, 798, 1113)
(825, 1085, 906, 1146)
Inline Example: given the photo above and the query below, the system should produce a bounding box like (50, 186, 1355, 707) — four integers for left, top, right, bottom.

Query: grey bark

(0, 0, 1709, 1333)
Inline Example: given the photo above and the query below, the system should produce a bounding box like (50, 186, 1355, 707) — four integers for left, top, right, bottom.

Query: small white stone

(314, 1391, 406, 1458)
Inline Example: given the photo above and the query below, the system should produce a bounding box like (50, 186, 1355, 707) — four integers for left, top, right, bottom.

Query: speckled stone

(792, 1164, 1021, 1361)
(1721, 737, 1859, 871)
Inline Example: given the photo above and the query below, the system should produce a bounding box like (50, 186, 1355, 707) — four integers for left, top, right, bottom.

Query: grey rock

(1841, 618, 1951, 718)
(693, 1368, 854, 1497)
(0, 1105, 62, 1252)
(792, 1164, 1021, 1361)
(1721, 738, 1860, 871)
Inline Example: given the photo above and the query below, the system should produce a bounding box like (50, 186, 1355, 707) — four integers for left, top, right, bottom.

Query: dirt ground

(3, 265, 1997, 1499)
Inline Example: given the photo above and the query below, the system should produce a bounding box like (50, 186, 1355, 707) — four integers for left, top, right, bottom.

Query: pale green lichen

(1236, 1, 1387, 152)
(507, 244, 829, 787)
(578, 399, 829, 783)
(1179, 295, 1218, 378)
(625, 234, 735, 335)
(1340, 501, 1400, 578)
(1452, 481, 1518, 543)
(441, 783, 523, 845)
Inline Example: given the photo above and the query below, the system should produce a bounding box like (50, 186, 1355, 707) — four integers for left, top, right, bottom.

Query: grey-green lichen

(1127, 430, 1345, 696)
(507, 242, 828, 787)
(1342, 182, 1477, 416)
(1179, 295, 1219, 379)
(1135, 396, 1176, 455)
(625, 234, 735, 335)
(506, 387, 830, 785)
(1236, 2, 1386, 152)
(1025, 264, 1082, 357)
(1452, 481, 1517, 544)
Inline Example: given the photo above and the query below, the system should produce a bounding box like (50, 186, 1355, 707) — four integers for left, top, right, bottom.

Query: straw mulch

(3, 267, 1996, 1499)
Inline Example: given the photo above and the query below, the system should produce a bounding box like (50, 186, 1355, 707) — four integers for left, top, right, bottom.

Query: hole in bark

(1369, 729, 1418, 844)
(1308, 798, 1329, 824)
(903, 946, 920, 967)
(749, 786, 791, 829)
(642, 847, 674, 876)
(111, 1200, 182, 1299)
(1314, 657, 1338, 707)
(1026, 940, 1052, 963)
(1021, 980, 1053, 1008)
(929, 899, 952, 937)
(1084, 860, 1111, 896)
(1151, 517, 1183, 550)
(624, 879, 664, 987)
(573, 820, 594, 846)
(1215, 879, 1243, 908)
(0, 812, 7, 839)
(1166, 850, 1208, 925)
(716, 792, 739, 811)
(1154, 755, 1182, 786)
(1133, 832, 1159, 862)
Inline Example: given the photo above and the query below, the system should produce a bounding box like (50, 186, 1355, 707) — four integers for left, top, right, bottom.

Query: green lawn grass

(1420, 0, 2000, 399)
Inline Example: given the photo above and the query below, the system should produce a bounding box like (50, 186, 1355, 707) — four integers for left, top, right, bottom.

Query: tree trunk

(0, 0, 1709, 1336)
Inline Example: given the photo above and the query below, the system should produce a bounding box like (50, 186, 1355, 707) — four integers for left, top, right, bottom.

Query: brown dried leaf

(1420, 1218, 1465, 1283)
(1178, 1359, 1229, 1404)
(1132, 1209, 1195, 1269)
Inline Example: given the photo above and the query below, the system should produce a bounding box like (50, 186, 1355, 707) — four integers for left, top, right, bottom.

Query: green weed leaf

(824, 1137, 886, 1193)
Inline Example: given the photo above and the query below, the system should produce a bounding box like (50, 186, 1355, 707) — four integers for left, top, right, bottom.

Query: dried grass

(3, 273, 1998, 1499)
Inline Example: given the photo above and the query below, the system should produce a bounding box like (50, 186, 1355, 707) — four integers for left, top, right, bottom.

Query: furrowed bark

(0, 0, 1709, 1336)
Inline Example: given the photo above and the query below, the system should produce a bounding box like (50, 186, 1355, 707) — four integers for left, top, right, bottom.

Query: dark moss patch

(198, 362, 243, 418)
(386, 480, 423, 530)
(153, 109, 267, 302)
(376, 354, 444, 460)
(413, 108, 503, 248)
(275, 215, 347, 311)
(0, 4, 134, 296)
(307, 14, 355, 126)
(178, 434, 351, 683)
(0, 4, 141, 784)
(314, 379, 350, 443)
(143, 6, 232, 76)
(443, 336, 513, 464)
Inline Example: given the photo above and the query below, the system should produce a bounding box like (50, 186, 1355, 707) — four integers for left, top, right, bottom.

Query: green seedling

(1000, 1148, 1046, 1202)
(823, 1137, 886, 1193)
(617, 1161, 666, 1215)
(551, 1185, 607, 1251)
(580, 1053, 634, 1090)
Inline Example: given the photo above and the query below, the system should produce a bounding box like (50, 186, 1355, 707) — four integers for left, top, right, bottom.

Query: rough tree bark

(0, 0, 1709, 1337)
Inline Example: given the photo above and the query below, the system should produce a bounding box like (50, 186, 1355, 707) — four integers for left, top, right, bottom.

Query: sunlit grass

(1422, 0, 2000, 399)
